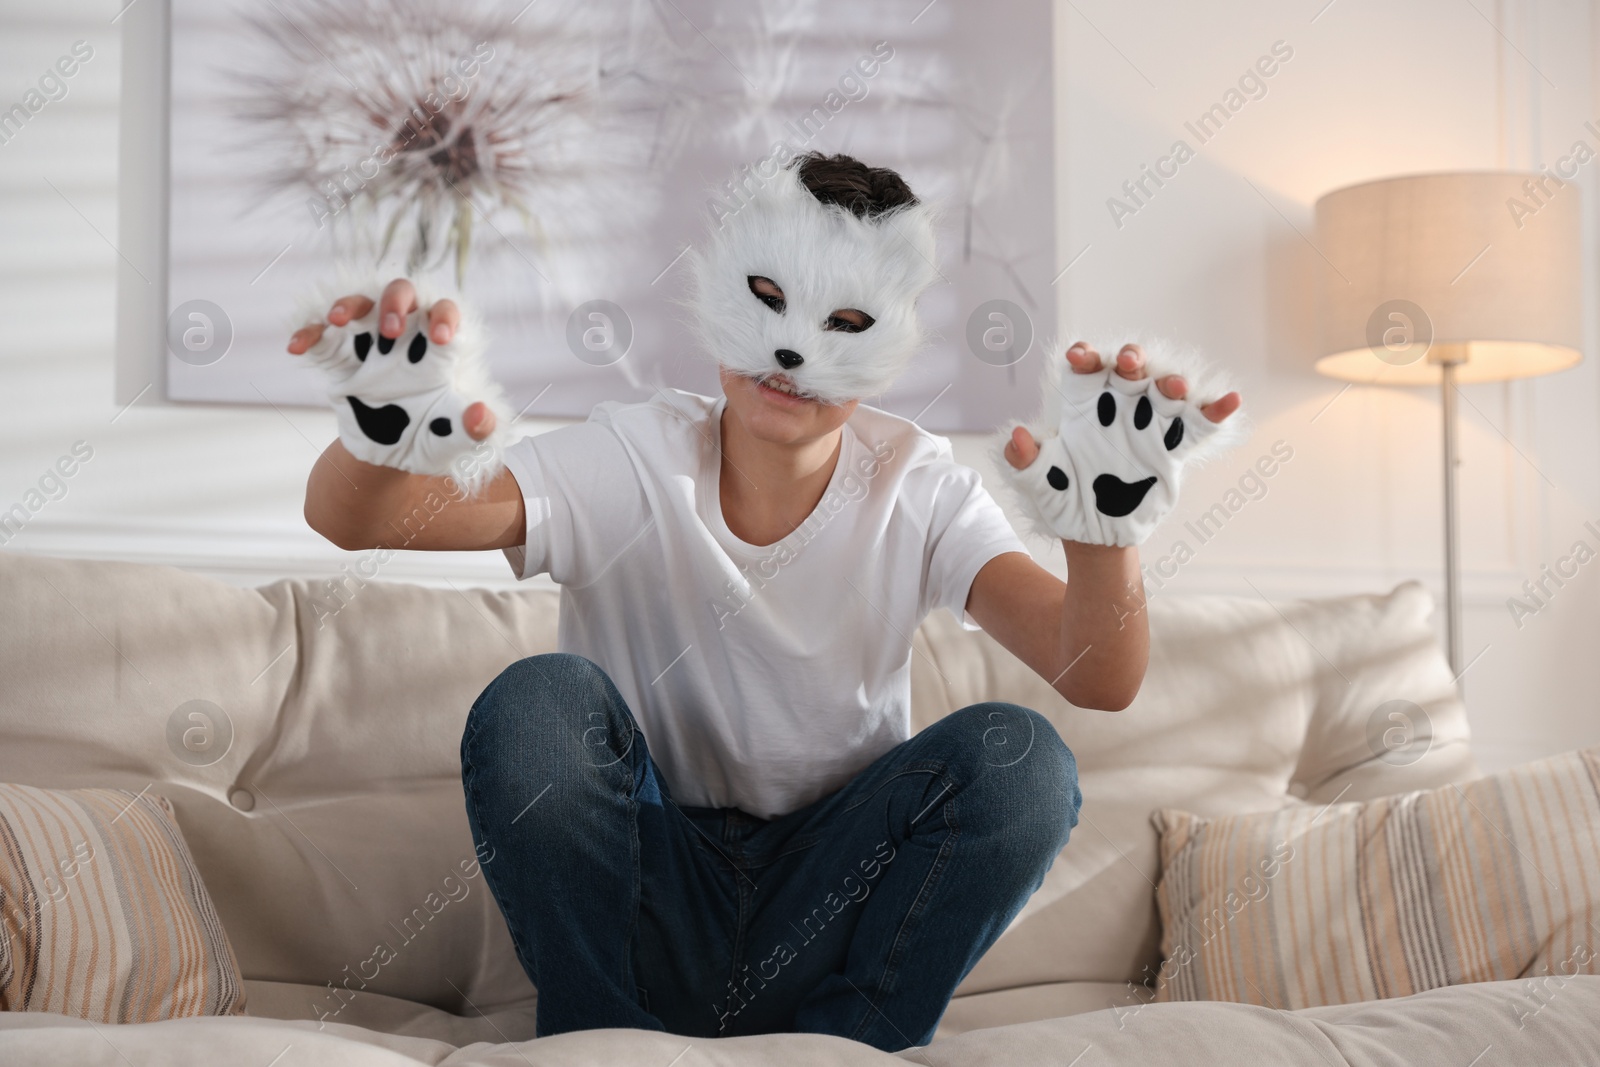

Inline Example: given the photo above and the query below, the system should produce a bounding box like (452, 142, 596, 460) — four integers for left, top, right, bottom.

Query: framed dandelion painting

(152, 0, 1055, 433)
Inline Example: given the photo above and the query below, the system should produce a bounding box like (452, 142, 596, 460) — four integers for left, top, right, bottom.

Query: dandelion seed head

(228, 0, 680, 293)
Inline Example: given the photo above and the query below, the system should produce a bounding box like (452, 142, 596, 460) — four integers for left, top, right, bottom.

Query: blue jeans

(459, 653, 1080, 1051)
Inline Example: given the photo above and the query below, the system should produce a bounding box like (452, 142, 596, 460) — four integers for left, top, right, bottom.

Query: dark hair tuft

(794, 152, 918, 219)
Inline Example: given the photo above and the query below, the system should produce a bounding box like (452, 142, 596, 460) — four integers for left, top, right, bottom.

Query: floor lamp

(1312, 172, 1583, 680)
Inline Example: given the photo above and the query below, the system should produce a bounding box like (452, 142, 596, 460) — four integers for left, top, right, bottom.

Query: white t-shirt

(501, 389, 1028, 818)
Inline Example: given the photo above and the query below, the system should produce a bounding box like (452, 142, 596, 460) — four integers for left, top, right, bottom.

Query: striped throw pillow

(0, 784, 246, 1020)
(1151, 746, 1600, 1008)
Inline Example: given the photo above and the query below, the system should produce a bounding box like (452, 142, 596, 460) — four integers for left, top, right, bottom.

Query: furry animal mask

(685, 161, 940, 405)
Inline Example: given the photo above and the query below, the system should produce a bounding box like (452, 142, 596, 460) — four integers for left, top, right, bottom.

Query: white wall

(1047, 0, 1600, 771)
(2, 0, 1596, 771)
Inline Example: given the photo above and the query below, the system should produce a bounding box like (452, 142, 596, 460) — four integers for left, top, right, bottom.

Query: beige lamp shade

(1313, 171, 1583, 384)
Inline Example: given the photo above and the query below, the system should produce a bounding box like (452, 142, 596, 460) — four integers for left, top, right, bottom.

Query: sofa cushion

(0, 553, 547, 1015)
(929, 580, 1476, 996)
(1150, 745, 1600, 1008)
(0, 784, 246, 1021)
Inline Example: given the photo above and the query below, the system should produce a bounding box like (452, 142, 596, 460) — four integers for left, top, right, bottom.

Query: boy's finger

(327, 295, 373, 327)
(429, 299, 461, 344)
(1115, 344, 1145, 380)
(1004, 425, 1040, 469)
(1201, 391, 1242, 423)
(287, 323, 326, 355)
(463, 401, 497, 441)
(1156, 374, 1187, 400)
(379, 278, 418, 338)
(1066, 342, 1101, 373)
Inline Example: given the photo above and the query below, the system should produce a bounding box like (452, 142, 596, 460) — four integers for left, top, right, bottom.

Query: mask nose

(774, 348, 804, 370)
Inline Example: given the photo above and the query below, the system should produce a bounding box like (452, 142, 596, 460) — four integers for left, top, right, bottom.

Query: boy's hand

(1003, 342, 1240, 466)
(286, 277, 512, 494)
(995, 339, 1246, 547)
(288, 278, 499, 443)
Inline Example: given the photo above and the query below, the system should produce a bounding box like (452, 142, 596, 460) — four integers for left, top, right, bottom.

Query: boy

(287, 152, 1241, 1050)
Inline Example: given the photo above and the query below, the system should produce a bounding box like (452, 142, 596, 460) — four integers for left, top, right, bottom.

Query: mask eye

(824, 309, 875, 334)
(748, 275, 786, 314)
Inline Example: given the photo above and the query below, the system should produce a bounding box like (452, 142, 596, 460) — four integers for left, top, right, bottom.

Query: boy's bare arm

(965, 547, 1147, 712)
(304, 440, 525, 552)
(291, 278, 525, 552)
(966, 339, 1243, 710)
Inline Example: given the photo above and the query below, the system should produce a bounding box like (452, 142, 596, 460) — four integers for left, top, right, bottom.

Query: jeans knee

(462, 652, 636, 783)
(1032, 722, 1081, 835)
(940, 702, 1081, 853)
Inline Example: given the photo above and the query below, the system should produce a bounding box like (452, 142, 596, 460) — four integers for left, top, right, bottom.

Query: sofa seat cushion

(910, 979, 1600, 1066)
(5, 979, 1598, 1064)
(935, 980, 1147, 1038)
(242, 979, 537, 1046)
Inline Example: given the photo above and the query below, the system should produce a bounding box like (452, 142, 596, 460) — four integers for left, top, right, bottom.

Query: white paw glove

(295, 280, 512, 496)
(993, 339, 1246, 547)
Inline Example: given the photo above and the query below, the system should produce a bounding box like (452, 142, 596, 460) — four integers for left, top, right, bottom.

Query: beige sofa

(3, 550, 1598, 1065)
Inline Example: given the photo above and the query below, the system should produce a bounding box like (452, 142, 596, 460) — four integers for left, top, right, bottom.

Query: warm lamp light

(1313, 171, 1584, 678)
(1314, 339, 1580, 385)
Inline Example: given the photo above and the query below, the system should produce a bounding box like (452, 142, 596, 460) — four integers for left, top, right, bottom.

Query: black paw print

(1044, 389, 1187, 518)
(344, 330, 455, 445)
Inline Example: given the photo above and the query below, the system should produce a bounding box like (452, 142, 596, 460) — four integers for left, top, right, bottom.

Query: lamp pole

(1439, 357, 1464, 682)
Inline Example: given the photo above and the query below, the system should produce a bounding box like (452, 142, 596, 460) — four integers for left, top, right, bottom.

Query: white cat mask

(685, 162, 940, 405)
